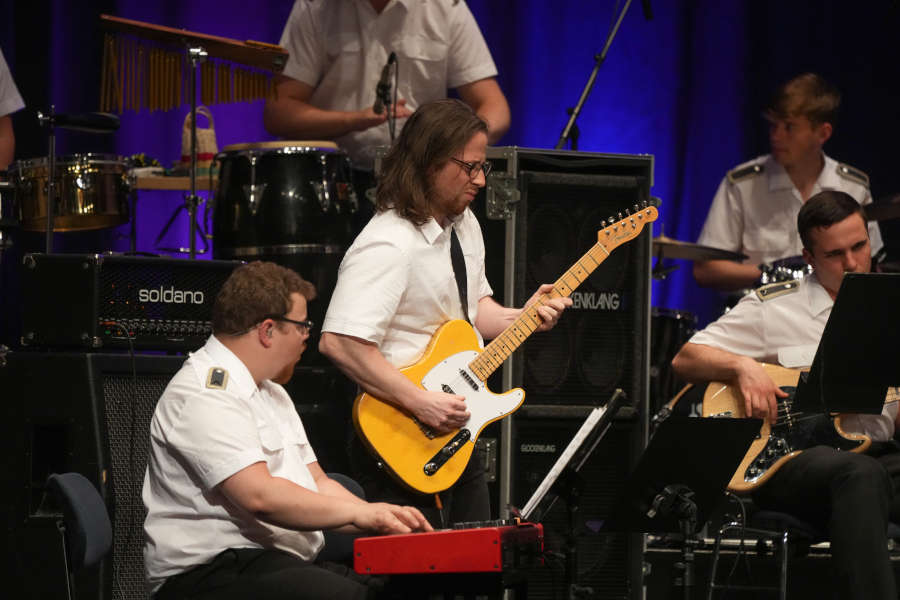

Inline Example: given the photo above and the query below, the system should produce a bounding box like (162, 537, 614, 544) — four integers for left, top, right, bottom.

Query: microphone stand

(554, 0, 634, 150)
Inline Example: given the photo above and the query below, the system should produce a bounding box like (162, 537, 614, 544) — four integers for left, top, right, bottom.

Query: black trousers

(349, 435, 491, 528)
(154, 548, 379, 600)
(752, 444, 900, 600)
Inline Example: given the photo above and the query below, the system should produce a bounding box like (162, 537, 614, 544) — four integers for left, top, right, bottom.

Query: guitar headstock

(596, 199, 660, 247)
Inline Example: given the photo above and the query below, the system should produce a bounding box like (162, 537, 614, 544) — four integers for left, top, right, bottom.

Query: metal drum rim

(218, 244, 346, 257)
(9, 153, 128, 171)
(215, 147, 344, 160)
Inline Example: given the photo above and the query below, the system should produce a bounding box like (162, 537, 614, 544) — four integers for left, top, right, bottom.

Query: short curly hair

(212, 261, 316, 335)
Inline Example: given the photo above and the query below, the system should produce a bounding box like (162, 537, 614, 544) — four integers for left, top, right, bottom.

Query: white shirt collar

(804, 272, 834, 317)
(419, 213, 464, 245)
(766, 152, 830, 196)
(203, 335, 259, 397)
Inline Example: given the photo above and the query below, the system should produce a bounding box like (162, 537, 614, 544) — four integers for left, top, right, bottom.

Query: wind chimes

(98, 15, 288, 113)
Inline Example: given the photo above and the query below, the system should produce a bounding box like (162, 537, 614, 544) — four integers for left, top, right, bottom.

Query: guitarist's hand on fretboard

(734, 356, 789, 424)
(525, 283, 574, 332)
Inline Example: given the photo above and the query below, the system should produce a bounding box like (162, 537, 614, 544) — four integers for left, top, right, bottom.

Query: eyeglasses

(264, 314, 315, 334)
(450, 157, 492, 180)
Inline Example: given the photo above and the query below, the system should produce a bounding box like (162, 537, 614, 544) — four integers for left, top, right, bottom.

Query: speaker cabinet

(511, 408, 644, 600)
(476, 149, 653, 407)
(0, 352, 186, 600)
(471, 149, 653, 598)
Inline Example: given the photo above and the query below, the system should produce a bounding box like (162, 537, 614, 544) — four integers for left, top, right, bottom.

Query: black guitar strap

(450, 226, 470, 324)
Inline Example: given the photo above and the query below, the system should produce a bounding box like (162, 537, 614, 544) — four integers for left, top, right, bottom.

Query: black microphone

(373, 52, 397, 115)
(641, 0, 653, 20)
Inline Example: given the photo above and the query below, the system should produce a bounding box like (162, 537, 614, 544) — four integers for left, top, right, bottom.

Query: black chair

(46, 472, 113, 600)
(707, 503, 900, 600)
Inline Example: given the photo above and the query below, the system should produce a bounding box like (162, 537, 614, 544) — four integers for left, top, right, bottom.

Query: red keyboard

(353, 522, 544, 575)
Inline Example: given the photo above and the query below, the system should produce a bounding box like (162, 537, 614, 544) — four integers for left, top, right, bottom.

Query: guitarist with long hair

(319, 99, 572, 527)
(672, 190, 900, 600)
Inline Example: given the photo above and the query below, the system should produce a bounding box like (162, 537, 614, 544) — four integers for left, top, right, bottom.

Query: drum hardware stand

(186, 46, 207, 259)
(37, 106, 58, 254)
(554, 0, 635, 150)
(153, 45, 210, 257)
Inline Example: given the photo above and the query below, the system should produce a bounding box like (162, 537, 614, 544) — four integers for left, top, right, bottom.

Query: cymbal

(652, 235, 748, 262)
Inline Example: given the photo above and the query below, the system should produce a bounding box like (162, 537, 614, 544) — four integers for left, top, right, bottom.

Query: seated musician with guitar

(672, 191, 900, 600)
(143, 262, 432, 600)
(319, 99, 572, 527)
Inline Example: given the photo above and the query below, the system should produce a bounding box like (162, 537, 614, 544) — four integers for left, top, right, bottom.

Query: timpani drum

(9, 154, 130, 231)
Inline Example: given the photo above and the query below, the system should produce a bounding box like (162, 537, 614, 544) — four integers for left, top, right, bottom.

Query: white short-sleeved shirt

(278, 0, 498, 168)
(322, 207, 492, 368)
(0, 48, 24, 117)
(688, 273, 897, 441)
(697, 153, 883, 267)
(142, 335, 324, 593)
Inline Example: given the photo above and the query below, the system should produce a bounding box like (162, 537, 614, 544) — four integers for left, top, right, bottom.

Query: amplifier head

(21, 254, 242, 351)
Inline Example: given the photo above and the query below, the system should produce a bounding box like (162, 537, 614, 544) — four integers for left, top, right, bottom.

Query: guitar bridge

(423, 429, 472, 476)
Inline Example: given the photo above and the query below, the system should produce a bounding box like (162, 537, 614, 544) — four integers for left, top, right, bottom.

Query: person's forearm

(474, 296, 519, 340)
(237, 474, 367, 531)
(693, 260, 761, 291)
(316, 477, 366, 506)
(264, 96, 367, 140)
(319, 332, 423, 412)
(671, 342, 752, 384)
(478, 100, 510, 144)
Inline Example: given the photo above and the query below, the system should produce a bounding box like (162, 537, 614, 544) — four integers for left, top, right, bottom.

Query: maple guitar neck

(468, 202, 658, 382)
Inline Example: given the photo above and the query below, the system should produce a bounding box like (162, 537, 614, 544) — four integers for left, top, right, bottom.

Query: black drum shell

(213, 146, 357, 251)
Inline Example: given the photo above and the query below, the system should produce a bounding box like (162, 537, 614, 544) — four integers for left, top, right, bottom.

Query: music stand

(509, 389, 627, 600)
(795, 272, 900, 413)
(600, 416, 760, 599)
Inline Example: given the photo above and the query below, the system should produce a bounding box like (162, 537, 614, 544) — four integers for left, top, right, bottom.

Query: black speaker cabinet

(510, 407, 645, 600)
(474, 148, 654, 408)
(470, 149, 653, 598)
(0, 352, 186, 600)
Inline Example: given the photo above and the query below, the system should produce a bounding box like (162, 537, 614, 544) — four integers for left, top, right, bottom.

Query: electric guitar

(353, 202, 659, 494)
(702, 363, 900, 493)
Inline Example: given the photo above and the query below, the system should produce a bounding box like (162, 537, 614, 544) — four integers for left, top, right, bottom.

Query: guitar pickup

(423, 429, 472, 476)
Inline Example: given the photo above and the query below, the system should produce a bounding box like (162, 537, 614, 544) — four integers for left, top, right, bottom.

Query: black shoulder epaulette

(727, 163, 764, 184)
(836, 163, 869, 187)
(206, 367, 229, 390)
(755, 280, 800, 302)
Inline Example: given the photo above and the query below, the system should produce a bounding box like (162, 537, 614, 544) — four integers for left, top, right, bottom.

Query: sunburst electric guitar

(703, 363, 900, 493)
(353, 202, 659, 494)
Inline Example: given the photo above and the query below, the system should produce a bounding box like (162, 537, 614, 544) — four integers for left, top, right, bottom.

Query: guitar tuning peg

(617, 212, 623, 220)
(632, 203, 639, 212)
(601, 220, 607, 228)
(608, 216, 615, 224)
(625, 208, 631, 216)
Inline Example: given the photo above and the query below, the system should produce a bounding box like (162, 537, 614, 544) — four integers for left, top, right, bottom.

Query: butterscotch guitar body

(353, 319, 525, 494)
(703, 363, 870, 493)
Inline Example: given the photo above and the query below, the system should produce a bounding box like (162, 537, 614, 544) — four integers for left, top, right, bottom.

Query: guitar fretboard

(468, 204, 657, 382)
